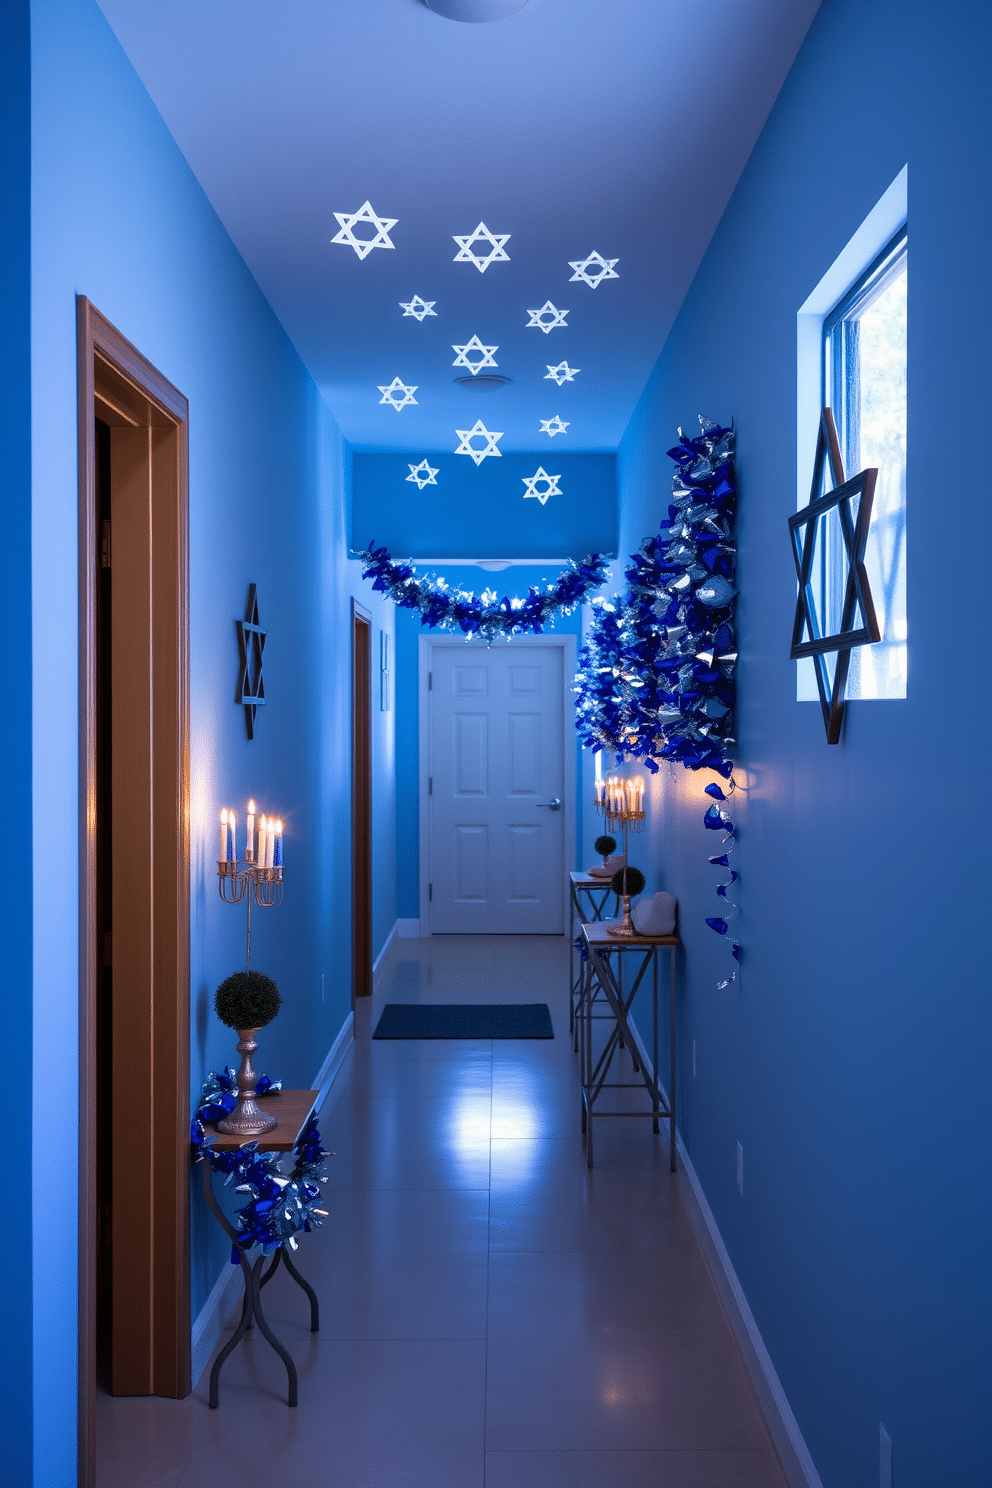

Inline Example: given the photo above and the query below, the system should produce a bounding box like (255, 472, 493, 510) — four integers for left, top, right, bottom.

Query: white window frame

(796, 166, 907, 702)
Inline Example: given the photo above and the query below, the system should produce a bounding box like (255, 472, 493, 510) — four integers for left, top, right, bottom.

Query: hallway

(98, 936, 786, 1487)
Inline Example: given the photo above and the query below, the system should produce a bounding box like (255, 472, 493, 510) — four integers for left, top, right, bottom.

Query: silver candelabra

(217, 848, 285, 971)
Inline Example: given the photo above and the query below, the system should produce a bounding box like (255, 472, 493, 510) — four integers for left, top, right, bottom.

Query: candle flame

(248, 799, 256, 813)
(276, 819, 283, 833)
(220, 808, 228, 824)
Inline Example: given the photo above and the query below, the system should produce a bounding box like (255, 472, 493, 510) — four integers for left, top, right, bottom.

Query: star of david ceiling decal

(545, 361, 579, 385)
(527, 301, 569, 333)
(378, 377, 418, 411)
(454, 420, 504, 465)
(406, 459, 439, 489)
(331, 201, 398, 260)
(789, 407, 881, 745)
(568, 250, 619, 288)
(400, 296, 437, 320)
(522, 467, 561, 506)
(452, 335, 499, 375)
(236, 583, 266, 740)
(453, 222, 510, 273)
(540, 415, 569, 437)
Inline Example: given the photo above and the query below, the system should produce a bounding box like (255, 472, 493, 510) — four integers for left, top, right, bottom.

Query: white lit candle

(229, 811, 236, 862)
(219, 809, 229, 862)
(266, 816, 275, 868)
(258, 814, 268, 866)
(247, 799, 255, 858)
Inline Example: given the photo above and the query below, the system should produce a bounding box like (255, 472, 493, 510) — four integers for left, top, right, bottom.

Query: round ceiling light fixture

(453, 374, 511, 391)
(424, 0, 529, 22)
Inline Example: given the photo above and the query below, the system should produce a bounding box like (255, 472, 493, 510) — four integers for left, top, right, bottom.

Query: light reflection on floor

(97, 934, 787, 1488)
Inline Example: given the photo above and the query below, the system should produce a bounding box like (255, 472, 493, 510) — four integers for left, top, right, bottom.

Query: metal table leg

(200, 1160, 312, 1407)
(581, 940, 674, 1170)
(259, 1243, 320, 1332)
(668, 944, 676, 1172)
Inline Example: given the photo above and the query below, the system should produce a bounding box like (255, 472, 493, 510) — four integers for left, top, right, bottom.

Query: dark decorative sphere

(610, 866, 646, 898)
(594, 835, 617, 857)
(215, 970, 282, 1031)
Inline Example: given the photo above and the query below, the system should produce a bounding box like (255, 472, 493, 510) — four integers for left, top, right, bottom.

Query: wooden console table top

(208, 1088, 318, 1152)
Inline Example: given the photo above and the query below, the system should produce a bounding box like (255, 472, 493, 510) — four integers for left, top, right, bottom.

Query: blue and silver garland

(361, 542, 610, 643)
(574, 417, 740, 983)
(575, 418, 736, 772)
(191, 1069, 330, 1257)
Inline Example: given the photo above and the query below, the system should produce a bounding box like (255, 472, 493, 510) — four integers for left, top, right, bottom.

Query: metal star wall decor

(236, 583, 266, 740)
(400, 296, 437, 320)
(568, 250, 619, 287)
(378, 377, 418, 411)
(540, 415, 569, 437)
(331, 201, 397, 259)
(454, 420, 504, 465)
(789, 407, 881, 744)
(452, 223, 510, 273)
(406, 459, 439, 489)
(545, 361, 579, 385)
(452, 335, 499, 375)
(522, 467, 561, 506)
(527, 301, 569, 333)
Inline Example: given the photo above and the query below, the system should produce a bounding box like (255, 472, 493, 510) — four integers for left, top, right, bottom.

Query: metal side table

(569, 871, 619, 1044)
(201, 1089, 321, 1408)
(580, 923, 680, 1171)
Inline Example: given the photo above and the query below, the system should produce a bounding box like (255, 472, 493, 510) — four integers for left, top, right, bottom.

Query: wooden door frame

(78, 299, 191, 1483)
(352, 601, 373, 999)
(417, 633, 577, 935)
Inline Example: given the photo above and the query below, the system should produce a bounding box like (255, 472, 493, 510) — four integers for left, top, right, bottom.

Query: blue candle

(274, 820, 284, 868)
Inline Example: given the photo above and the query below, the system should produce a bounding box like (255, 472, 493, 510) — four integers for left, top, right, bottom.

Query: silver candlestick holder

(595, 784, 646, 939)
(217, 850, 285, 971)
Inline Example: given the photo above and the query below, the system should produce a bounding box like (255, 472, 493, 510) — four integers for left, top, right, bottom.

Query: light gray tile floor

(97, 934, 787, 1486)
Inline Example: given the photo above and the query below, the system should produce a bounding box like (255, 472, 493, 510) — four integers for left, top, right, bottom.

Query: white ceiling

(96, 0, 821, 452)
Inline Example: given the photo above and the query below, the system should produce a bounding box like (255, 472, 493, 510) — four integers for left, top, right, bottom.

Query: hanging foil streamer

(573, 416, 740, 986)
(703, 782, 741, 986)
(360, 543, 610, 644)
(191, 1072, 330, 1256)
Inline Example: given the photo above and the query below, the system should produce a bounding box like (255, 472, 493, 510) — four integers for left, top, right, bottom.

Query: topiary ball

(215, 970, 282, 1031)
(594, 834, 617, 857)
(610, 866, 646, 898)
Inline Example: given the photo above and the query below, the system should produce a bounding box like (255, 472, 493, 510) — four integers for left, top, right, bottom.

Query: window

(822, 229, 907, 699)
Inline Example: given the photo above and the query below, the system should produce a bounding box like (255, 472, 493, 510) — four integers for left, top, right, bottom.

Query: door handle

(536, 798, 562, 811)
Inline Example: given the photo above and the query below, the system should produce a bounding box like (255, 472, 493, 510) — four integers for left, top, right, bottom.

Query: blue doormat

(373, 1003, 554, 1039)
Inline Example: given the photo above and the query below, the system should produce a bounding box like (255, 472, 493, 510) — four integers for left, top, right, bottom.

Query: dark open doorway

(352, 602, 373, 1002)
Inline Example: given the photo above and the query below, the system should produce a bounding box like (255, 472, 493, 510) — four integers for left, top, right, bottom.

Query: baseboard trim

(312, 1008, 355, 1111)
(396, 917, 421, 939)
(625, 1016, 823, 1488)
(191, 1254, 244, 1388)
(372, 920, 400, 989)
(191, 1007, 355, 1389)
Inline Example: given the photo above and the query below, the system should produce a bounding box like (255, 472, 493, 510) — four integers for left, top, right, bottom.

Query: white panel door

(429, 643, 565, 933)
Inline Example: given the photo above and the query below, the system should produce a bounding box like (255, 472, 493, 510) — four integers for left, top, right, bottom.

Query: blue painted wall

(1, 5, 35, 1482)
(26, 0, 396, 1478)
(616, 1, 991, 1483)
(352, 449, 617, 561)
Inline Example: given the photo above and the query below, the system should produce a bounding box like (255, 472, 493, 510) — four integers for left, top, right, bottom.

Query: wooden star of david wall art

(236, 583, 266, 739)
(789, 408, 881, 745)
